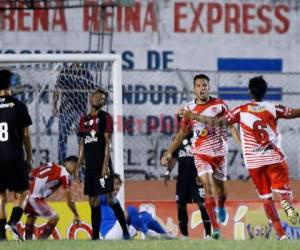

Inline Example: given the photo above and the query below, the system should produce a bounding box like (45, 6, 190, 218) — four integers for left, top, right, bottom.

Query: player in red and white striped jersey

(24, 156, 80, 240)
(180, 76, 300, 240)
(162, 74, 241, 239)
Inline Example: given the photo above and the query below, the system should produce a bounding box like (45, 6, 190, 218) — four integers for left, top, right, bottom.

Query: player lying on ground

(180, 76, 300, 240)
(162, 74, 241, 240)
(100, 174, 174, 240)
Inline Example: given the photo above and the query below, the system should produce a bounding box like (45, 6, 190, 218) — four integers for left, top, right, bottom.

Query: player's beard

(92, 103, 103, 111)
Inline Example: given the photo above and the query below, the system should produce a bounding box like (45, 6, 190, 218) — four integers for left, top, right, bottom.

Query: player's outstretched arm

(64, 188, 80, 225)
(288, 108, 300, 118)
(179, 109, 228, 127)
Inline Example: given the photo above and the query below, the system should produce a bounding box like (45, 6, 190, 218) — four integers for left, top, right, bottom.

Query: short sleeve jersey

(29, 162, 71, 198)
(0, 95, 32, 162)
(181, 97, 228, 157)
(225, 101, 291, 169)
(78, 110, 113, 170)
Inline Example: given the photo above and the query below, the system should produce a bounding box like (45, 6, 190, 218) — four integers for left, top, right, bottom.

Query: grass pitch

(1, 239, 300, 250)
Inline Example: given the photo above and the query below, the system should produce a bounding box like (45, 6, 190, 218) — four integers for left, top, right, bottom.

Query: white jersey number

(0, 122, 8, 142)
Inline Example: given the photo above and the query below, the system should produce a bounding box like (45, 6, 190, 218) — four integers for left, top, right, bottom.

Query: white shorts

(103, 222, 136, 240)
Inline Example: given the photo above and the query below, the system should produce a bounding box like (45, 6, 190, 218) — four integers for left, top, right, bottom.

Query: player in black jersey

(162, 127, 211, 239)
(0, 69, 33, 241)
(77, 89, 129, 240)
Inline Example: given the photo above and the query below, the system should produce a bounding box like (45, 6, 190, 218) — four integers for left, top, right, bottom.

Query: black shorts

(176, 178, 205, 204)
(0, 161, 29, 193)
(84, 169, 114, 196)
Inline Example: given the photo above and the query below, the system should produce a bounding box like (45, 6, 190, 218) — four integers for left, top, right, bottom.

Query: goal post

(0, 53, 125, 205)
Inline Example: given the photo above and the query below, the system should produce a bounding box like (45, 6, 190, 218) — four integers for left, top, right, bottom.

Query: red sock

(25, 223, 34, 240)
(263, 199, 285, 238)
(39, 222, 55, 240)
(279, 192, 292, 203)
(205, 197, 219, 230)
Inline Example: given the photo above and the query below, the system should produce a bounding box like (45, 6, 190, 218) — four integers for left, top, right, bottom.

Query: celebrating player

(161, 74, 240, 239)
(180, 76, 300, 240)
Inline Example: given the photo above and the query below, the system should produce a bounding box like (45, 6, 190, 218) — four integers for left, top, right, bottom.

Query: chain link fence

(7, 67, 300, 180)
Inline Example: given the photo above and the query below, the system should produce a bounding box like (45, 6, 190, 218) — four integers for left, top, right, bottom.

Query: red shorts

(194, 154, 226, 181)
(248, 161, 292, 199)
(25, 197, 57, 219)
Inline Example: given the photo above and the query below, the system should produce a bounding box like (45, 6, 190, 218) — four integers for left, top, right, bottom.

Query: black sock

(8, 207, 23, 225)
(178, 204, 188, 236)
(0, 219, 7, 240)
(198, 202, 211, 236)
(91, 206, 101, 240)
(110, 202, 129, 235)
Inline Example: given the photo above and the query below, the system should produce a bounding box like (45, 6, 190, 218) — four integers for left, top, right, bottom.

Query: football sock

(91, 206, 101, 240)
(39, 221, 56, 239)
(263, 198, 285, 238)
(198, 202, 211, 236)
(0, 219, 7, 240)
(218, 194, 226, 208)
(147, 220, 166, 234)
(110, 202, 129, 235)
(8, 207, 23, 225)
(205, 197, 219, 230)
(177, 204, 188, 236)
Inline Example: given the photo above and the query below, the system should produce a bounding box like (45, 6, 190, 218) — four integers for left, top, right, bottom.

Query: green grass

(1, 239, 300, 250)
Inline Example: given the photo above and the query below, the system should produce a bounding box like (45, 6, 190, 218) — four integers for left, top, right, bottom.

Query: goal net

(0, 54, 124, 201)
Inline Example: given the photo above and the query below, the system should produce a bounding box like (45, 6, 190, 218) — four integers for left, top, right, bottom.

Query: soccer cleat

(204, 234, 212, 240)
(211, 230, 221, 240)
(281, 200, 299, 225)
(5, 223, 23, 242)
(218, 207, 227, 223)
(123, 232, 130, 240)
(279, 235, 288, 240)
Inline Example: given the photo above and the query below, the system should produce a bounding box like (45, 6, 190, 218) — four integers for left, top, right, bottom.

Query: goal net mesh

(1, 61, 113, 167)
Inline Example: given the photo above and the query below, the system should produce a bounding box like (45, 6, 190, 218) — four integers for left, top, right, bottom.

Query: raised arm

(288, 108, 300, 119)
(179, 109, 228, 127)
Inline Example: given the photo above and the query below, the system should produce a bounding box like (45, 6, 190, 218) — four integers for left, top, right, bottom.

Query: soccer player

(161, 74, 241, 239)
(24, 156, 80, 240)
(163, 128, 211, 239)
(53, 62, 95, 163)
(77, 89, 129, 240)
(0, 69, 33, 241)
(180, 76, 300, 240)
(100, 174, 173, 240)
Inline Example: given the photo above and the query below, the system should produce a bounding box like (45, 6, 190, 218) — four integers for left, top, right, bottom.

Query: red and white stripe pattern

(226, 102, 292, 169)
(181, 97, 228, 157)
(29, 162, 71, 198)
